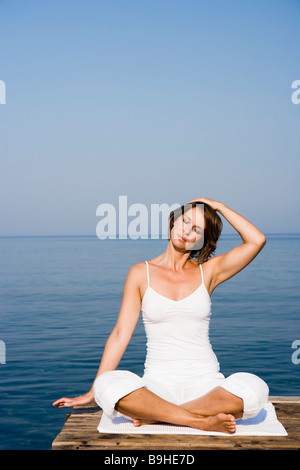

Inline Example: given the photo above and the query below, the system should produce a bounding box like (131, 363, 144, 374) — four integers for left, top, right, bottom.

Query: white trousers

(94, 369, 269, 420)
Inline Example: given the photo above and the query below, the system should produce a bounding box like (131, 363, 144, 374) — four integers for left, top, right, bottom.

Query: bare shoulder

(124, 261, 147, 287)
(200, 256, 219, 273)
(189, 257, 215, 273)
(198, 257, 220, 295)
(124, 262, 147, 300)
(125, 261, 146, 279)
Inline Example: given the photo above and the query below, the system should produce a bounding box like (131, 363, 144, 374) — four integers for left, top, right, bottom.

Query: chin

(172, 238, 186, 249)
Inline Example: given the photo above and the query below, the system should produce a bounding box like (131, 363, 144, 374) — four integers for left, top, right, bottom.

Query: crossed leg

(115, 386, 243, 434)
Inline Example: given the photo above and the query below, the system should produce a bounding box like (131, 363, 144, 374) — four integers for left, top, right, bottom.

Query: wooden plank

(269, 396, 300, 403)
(51, 397, 300, 450)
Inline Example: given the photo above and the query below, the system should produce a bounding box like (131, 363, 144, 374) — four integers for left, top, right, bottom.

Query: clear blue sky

(0, 0, 299, 235)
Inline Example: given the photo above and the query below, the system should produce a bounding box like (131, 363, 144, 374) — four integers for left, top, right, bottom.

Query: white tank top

(141, 260, 220, 378)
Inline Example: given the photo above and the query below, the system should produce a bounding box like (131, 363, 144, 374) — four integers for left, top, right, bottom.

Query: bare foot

(132, 418, 160, 427)
(197, 413, 236, 434)
(132, 413, 236, 434)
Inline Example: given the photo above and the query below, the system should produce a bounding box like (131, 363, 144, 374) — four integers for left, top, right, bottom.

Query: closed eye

(183, 217, 202, 235)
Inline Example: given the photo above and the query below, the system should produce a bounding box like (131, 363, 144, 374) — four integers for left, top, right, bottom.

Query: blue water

(0, 235, 299, 449)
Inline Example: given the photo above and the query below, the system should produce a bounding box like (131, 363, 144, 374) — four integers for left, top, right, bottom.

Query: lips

(177, 234, 197, 243)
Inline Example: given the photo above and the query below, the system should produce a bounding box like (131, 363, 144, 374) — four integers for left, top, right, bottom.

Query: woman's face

(172, 205, 205, 251)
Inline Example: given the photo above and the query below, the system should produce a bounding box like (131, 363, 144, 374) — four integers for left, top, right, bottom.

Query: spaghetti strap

(145, 261, 150, 287)
(199, 263, 204, 285)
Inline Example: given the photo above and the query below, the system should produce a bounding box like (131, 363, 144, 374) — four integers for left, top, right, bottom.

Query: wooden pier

(52, 397, 300, 450)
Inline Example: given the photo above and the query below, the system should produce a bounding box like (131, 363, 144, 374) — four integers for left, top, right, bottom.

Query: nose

(183, 231, 196, 242)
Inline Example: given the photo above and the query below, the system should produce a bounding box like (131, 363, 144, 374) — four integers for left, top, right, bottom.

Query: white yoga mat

(97, 402, 287, 436)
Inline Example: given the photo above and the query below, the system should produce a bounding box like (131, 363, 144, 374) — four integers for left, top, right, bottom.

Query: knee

(235, 372, 269, 419)
(94, 370, 117, 403)
(94, 370, 145, 419)
(223, 372, 269, 419)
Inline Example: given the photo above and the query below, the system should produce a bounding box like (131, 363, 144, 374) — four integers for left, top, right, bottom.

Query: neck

(159, 241, 192, 271)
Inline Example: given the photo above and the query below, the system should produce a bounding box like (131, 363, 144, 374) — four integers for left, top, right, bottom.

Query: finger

(53, 400, 63, 406)
(52, 399, 62, 406)
(56, 401, 71, 408)
(52, 397, 66, 405)
(53, 398, 71, 407)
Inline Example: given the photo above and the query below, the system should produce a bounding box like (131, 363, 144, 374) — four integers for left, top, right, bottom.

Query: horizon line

(0, 232, 299, 238)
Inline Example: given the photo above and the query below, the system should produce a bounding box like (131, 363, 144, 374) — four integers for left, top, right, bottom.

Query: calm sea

(0, 235, 299, 449)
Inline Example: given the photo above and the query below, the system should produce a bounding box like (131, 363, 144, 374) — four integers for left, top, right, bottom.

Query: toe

(132, 419, 141, 427)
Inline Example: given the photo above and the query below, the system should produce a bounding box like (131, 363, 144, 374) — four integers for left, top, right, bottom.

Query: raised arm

(52, 263, 143, 408)
(188, 197, 266, 292)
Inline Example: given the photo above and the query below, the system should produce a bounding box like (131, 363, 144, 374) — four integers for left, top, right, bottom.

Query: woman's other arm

(52, 263, 143, 408)
(188, 197, 266, 291)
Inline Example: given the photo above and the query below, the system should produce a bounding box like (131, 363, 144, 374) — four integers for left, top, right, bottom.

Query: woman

(53, 197, 269, 434)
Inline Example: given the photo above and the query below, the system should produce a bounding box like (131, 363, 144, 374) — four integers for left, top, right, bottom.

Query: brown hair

(168, 202, 223, 264)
